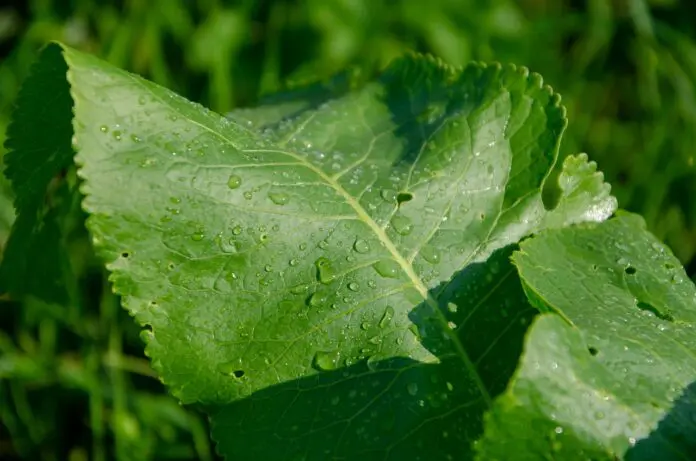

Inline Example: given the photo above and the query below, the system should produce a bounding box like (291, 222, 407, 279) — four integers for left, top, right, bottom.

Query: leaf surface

(478, 214, 696, 460)
(6, 43, 617, 459)
(0, 44, 75, 303)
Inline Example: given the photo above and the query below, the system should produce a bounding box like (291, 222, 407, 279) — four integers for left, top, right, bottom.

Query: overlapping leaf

(4, 43, 617, 459)
(478, 214, 696, 460)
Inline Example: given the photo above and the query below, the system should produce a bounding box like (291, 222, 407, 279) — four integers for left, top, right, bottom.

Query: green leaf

(478, 214, 696, 460)
(7, 43, 617, 459)
(0, 44, 76, 303)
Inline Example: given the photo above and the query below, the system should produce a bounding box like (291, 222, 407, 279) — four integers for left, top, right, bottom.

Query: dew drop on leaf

(380, 188, 397, 202)
(347, 282, 360, 292)
(191, 231, 204, 241)
(268, 192, 289, 205)
(366, 355, 379, 371)
(353, 238, 370, 253)
(100, 125, 108, 133)
(313, 351, 340, 371)
(420, 246, 441, 264)
(391, 214, 413, 235)
(361, 321, 370, 330)
(409, 323, 421, 341)
(227, 174, 242, 189)
(379, 306, 395, 328)
(307, 292, 325, 308)
(290, 284, 309, 295)
(373, 259, 400, 278)
(407, 382, 419, 396)
(315, 257, 336, 284)
(232, 225, 242, 235)
(289, 258, 299, 266)
(243, 191, 253, 200)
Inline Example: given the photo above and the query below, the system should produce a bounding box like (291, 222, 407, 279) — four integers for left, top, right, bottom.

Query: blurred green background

(1, 0, 695, 459)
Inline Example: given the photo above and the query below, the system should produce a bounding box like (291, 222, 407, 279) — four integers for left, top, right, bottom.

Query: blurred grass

(0, 0, 695, 459)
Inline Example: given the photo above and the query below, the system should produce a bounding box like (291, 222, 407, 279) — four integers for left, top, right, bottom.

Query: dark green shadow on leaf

(209, 246, 537, 460)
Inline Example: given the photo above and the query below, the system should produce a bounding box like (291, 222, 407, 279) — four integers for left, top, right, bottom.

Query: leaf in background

(478, 213, 696, 460)
(0, 44, 76, 304)
(10, 43, 617, 459)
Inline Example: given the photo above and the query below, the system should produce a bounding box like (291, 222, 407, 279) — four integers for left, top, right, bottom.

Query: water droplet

(100, 125, 108, 133)
(420, 246, 441, 264)
(447, 302, 457, 313)
(232, 225, 242, 235)
(299, 243, 307, 251)
(391, 214, 413, 235)
(227, 174, 242, 189)
(307, 292, 325, 308)
(554, 426, 563, 434)
(409, 323, 421, 341)
(315, 257, 336, 284)
(243, 191, 253, 200)
(290, 284, 309, 295)
(289, 258, 299, 266)
(313, 351, 340, 371)
(112, 130, 122, 141)
(407, 382, 418, 396)
(380, 188, 397, 202)
(361, 321, 370, 330)
(318, 240, 329, 250)
(347, 282, 360, 292)
(353, 238, 370, 253)
(191, 231, 204, 241)
(373, 259, 399, 278)
(264, 265, 273, 272)
(379, 306, 395, 328)
(268, 192, 289, 205)
(130, 134, 141, 143)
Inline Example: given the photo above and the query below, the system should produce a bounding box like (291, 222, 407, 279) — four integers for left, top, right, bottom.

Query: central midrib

(246, 147, 493, 408)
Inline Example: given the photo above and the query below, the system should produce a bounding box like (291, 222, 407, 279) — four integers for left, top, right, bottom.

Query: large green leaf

(4, 43, 617, 459)
(478, 214, 696, 460)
